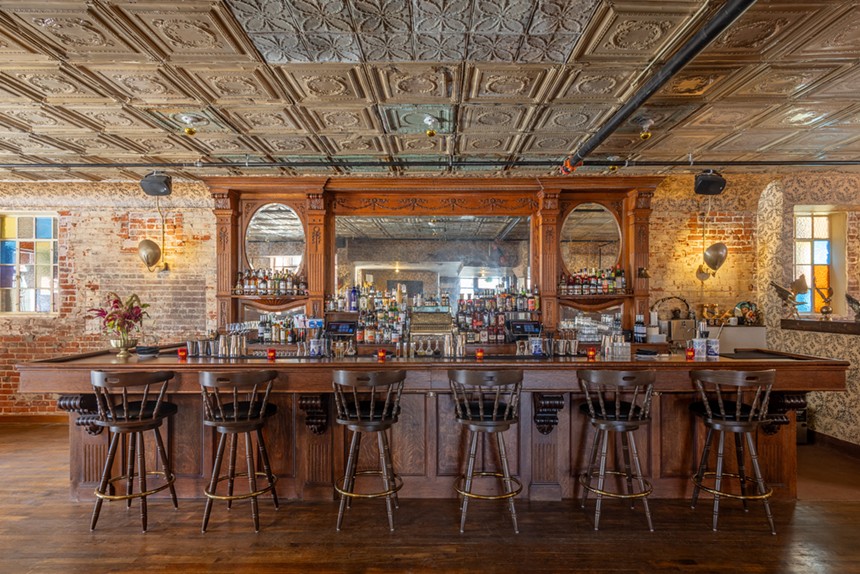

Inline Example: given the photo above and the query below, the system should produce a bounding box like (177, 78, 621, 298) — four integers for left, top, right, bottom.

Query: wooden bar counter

(17, 349, 847, 502)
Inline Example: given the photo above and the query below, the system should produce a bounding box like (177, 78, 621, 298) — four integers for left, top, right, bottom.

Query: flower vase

(109, 333, 138, 359)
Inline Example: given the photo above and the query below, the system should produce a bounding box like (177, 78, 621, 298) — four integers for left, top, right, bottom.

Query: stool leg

(594, 428, 610, 531)
(381, 430, 399, 509)
(628, 430, 654, 532)
(620, 431, 635, 509)
(497, 432, 518, 534)
(734, 433, 749, 511)
(125, 431, 136, 508)
(202, 432, 227, 533)
(378, 432, 395, 531)
(337, 430, 360, 531)
(244, 432, 260, 532)
(256, 429, 279, 509)
(91, 430, 121, 531)
(153, 426, 177, 509)
(226, 433, 237, 510)
(460, 429, 479, 533)
(745, 431, 776, 535)
(581, 425, 601, 509)
(691, 427, 714, 509)
(136, 431, 148, 532)
(346, 432, 362, 510)
(712, 430, 726, 532)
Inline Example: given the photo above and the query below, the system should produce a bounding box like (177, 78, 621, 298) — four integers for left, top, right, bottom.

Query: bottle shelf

(557, 293, 633, 301)
(233, 294, 307, 307)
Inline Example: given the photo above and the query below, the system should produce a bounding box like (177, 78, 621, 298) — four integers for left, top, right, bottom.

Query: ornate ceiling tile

(775, 3, 860, 60)
(379, 104, 454, 134)
(592, 132, 654, 155)
(221, 106, 307, 134)
(520, 134, 583, 154)
(0, 65, 109, 103)
(248, 32, 313, 64)
(225, 0, 296, 34)
(272, 155, 339, 173)
(806, 65, 860, 99)
(183, 134, 262, 156)
(709, 130, 798, 153)
(755, 102, 852, 130)
(767, 129, 860, 153)
(370, 65, 459, 103)
(460, 104, 536, 133)
(284, 0, 353, 34)
(530, 0, 601, 35)
(464, 64, 558, 103)
(278, 65, 371, 103)
(303, 33, 362, 62)
(576, 2, 701, 63)
(58, 105, 161, 133)
(645, 131, 719, 155)
(388, 135, 451, 155)
(413, 0, 471, 33)
(518, 34, 581, 64)
(39, 133, 145, 156)
(179, 65, 285, 104)
(0, 133, 67, 155)
(458, 133, 520, 155)
(533, 104, 612, 133)
(133, 135, 201, 156)
(142, 107, 234, 135)
(351, 0, 411, 34)
(654, 66, 745, 100)
(1, 3, 143, 61)
(394, 154, 448, 176)
(471, 0, 534, 34)
(301, 104, 380, 132)
(731, 65, 841, 99)
(684, 103, 776, 129)
(553, 67, 638, 102)
(322, 133, 388, 155)
(254, 134, 324, 155)
(414, 33, 467, 62)
(110, 2, 256, 62)
(82, 65, 198, 105)
(359, 34, 414, 61)
(0, 104, 89, 133)
(619, 104, 700, 135)
(467, 34, 523, 62)
(0, 26, 49, 63)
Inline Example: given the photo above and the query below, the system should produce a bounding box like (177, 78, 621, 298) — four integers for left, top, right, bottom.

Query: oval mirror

(560, 203, 621, 273)
(245, 203, 305, 273)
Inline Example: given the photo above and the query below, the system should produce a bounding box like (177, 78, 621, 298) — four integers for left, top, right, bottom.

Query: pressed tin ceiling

(0, 0, 858, 181)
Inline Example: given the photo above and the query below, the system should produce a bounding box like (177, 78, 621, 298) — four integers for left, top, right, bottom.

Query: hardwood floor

(2, 422, 860, 574)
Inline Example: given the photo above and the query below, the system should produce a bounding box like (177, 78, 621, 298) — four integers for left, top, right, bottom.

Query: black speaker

(140, 172, 172, 196)
(694, 170, 726, 195)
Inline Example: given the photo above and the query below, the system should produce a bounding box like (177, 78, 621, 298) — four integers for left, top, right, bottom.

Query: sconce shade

(140, 172, 172, 196)
(694, 170, 726, 195)
(138, 239, 161, 269)
(703, 242, 728, 272)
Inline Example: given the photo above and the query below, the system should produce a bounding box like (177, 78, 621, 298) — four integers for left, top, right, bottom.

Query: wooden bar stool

(199, 370, 279, 532)
(448, 369, 523, 533)
(689, 369, 776, 535)
(332, 369, 406, 531)
(577, 369, 655, 531)
(90, 370, 178, 532)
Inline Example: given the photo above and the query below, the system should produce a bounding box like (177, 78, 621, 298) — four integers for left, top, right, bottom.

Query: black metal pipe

(564, 0, 758, 170)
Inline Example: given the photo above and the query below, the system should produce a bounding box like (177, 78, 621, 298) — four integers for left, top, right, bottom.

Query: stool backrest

(199, 370, 277, 422)
(448, 369, 523, 423)
(690, 369, 775, 422)
(332, 370, 406, 424)
(577, 369, 655, 422)
(90, 370, 175, 423)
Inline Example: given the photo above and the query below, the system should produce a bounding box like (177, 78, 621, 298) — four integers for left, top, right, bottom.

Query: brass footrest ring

(95, 471, 175, 501)
(204, 471, 277, 501)
(691, 472, 773, 501)
(455, 472, 523, 501)
(335, 470, 404, 499)
(578, 470, 653, 500)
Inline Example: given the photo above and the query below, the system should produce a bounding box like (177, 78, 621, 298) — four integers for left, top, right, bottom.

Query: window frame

(0, 211, 60, 315)
(792, 208, 846, 317)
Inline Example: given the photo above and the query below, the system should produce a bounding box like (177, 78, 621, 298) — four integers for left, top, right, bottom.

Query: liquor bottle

(258, 271, 268, 296)
(233, 272, 244, 295)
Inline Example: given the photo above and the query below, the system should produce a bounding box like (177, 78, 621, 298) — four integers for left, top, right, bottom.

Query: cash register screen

(326, 321, 357, 336)
(510, 321, 541, 337)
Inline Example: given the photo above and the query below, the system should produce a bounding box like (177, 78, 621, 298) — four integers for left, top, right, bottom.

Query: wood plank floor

(2, 423, 860, 574)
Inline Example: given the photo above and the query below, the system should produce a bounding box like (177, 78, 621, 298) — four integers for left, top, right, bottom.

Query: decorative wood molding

(533, 393, 565, 435)
(780, 319, 860, 335)
(298, 394, 328, 435)
(57, 394, 101, 435)
(762, 392, 807, 435)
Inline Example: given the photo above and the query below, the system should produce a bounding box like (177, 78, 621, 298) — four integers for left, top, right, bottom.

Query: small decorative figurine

(769, 274, 808, 320)
(815, 287, 834, 321)
(847, 293, 860, 322)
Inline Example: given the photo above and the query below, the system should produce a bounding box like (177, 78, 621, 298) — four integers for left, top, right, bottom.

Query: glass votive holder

(267, 348, 277, 361)
(475, 348, 485, 360)
(177, 347, 188, 360)
(586, 346, 597, 361)
(377, 348, 386, 361)
(685, 346, 696, 361)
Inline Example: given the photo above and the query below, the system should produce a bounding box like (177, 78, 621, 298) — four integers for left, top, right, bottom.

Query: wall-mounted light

(637, 267, 651, 279)
(138, 173, 170, 272)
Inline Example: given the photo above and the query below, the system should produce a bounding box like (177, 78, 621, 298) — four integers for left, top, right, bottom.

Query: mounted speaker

(694, 170, 726, 195)
(140, 172, 172, 196)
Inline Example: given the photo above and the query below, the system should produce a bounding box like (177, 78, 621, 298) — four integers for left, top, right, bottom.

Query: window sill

(780, 319, 860, 335)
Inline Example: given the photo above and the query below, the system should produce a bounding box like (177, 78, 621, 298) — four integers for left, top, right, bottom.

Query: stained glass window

(0, 213, 58, 313)
(794, 214, 830, 314)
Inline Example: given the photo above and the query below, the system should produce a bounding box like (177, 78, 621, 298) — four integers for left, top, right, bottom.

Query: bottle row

(558, 267, 627, 296)
(233, 268, 308, 297)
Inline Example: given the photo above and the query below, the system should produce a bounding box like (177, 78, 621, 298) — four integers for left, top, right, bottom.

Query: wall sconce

(637, 267, 651, 279)
(138, 174, 170, 272)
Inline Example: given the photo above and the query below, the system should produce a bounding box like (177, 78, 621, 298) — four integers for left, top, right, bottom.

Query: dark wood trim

(0, 414, 67, 423)
(810, 430, 860, 460)
(781, 319, 860, 335)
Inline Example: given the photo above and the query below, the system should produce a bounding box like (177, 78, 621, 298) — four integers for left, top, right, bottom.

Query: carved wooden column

(536, 188, 561, 332)
(305, 190, 327, 318)
(212, 188, 240, 329)
(632, 190, 653, 321)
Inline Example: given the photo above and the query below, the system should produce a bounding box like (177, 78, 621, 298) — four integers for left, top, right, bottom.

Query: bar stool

(90, 370, 178, 532)
(448, 369, 523, 533)
(332, 369, 406, 531)
(576, 369, 655, 531)
(689, 369, 776, 535)
(199, 370, 279, 532)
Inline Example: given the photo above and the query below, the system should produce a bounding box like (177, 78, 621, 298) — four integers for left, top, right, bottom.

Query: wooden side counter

(17, 349, 847, 502)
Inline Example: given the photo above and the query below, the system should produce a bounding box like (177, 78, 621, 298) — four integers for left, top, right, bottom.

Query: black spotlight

(140, 171, 172, 196)
(694, 169, 726, 195)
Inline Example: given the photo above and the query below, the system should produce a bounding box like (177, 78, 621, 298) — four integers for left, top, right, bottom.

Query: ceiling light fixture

(423, 115, 440, 138)
(172, 112, 209, 137)
(695, 196, 727, 282)
(138, 173, 171, 272)
(637, 118, 654, 141)
(139, 171, 172, 196)
(694, 169, 727, 195)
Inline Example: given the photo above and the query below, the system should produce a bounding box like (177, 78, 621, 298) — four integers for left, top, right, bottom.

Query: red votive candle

(685, 347, 696, 361)
(177, 347, 188, 360)
(586, 347, 597, 361)
(476, 348, 485, 360)
(267, 348, 277, 361)
(377, 348, 386, 361)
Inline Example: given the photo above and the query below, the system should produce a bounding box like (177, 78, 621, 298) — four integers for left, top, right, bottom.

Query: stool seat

(576, 369, 655, 532)
(89, 370, 178, 532)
